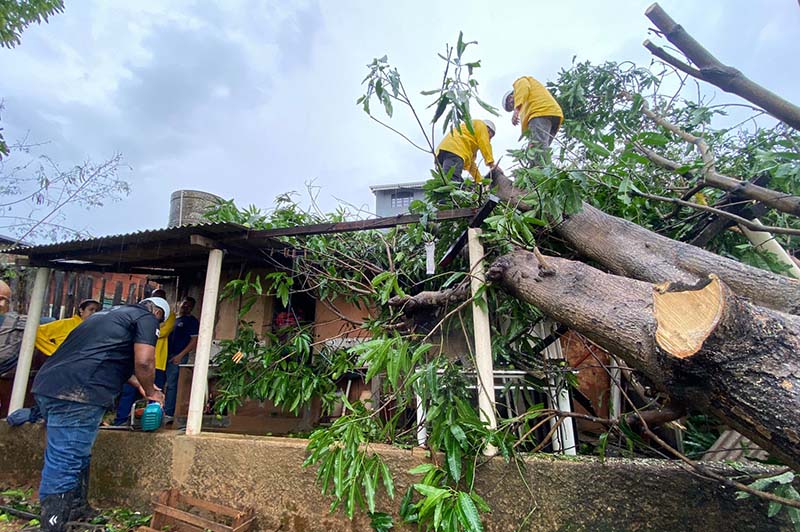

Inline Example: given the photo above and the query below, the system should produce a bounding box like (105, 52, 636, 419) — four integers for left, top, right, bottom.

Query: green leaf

(456, 31, 466, 58)
(446, 437, 462, 482)
(408, 463, 437, 475)
(457, 491, 483, 532)
(767, 501, 782, 518)
(449, 425, 467, 445)
(413, 483, 448, 499)
(363, 465, 377, 513)
(584, 140, 611, 157)
(470, 492, 491, 513)
(380, 460, 395, 500)
(369, 512, 394, 532)
(432, 96, 449, 124)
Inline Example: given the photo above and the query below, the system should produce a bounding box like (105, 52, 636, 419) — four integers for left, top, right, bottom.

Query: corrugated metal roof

(702, 429, 769, 462)
(1, 222, 290, 273)
(2, 222, 246, 255)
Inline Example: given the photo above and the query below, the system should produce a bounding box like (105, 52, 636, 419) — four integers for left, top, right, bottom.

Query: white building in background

(370, 181, 426, 217)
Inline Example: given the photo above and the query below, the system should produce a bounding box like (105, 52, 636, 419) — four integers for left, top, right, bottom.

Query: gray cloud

(0, 0, 798, 240)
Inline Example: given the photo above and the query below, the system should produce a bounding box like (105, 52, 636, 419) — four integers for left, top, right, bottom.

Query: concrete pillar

(185, 249, 223, 436)
(467, 229, 497, 455)
(9, 267, 50, 412)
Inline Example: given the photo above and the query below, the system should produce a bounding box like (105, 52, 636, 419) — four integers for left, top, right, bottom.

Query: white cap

(502, 90, 514, 112)
(141, 297, 171, 321)
(483, 119, 496, 134)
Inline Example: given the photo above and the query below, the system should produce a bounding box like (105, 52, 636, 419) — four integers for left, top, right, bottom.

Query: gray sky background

(1, 0, 798, 240)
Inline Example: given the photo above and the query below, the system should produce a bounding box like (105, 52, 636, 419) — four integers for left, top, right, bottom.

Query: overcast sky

(1, 0, 798, 240)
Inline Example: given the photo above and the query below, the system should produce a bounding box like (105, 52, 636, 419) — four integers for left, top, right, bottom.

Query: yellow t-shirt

(35, 315, 82, 356)
(512, 76, 563, 133)
(435, 120, 495, 182)
(155, 312, 175, 371)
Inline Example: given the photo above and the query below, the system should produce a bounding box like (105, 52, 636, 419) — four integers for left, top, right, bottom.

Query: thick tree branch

(632, 190, 800, 237)
(635, 100, 800, 217)
(387, 283, 470, 313)
(644, 2, 800, 130)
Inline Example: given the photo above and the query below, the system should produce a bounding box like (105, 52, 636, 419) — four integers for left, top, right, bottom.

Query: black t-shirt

(32, 304, 159, 408)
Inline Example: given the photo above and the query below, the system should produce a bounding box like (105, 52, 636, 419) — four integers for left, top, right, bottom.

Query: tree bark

(488, 249, 800, 470)
(643, 3, 800, 130)
(555, 202, 800, 315)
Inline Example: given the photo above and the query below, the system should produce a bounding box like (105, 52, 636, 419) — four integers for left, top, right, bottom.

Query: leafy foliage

(0, 0, 64, 49)
(737, 472, 800, 531)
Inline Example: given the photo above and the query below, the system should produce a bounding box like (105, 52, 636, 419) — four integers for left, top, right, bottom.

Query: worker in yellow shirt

(35, 299, 102, 356)
(112, 288, 174, 425)
(503, 76, 563, 163)
(435, 119, 497, 183)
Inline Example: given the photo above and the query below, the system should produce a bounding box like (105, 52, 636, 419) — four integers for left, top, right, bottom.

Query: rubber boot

(40, 491, 74, 532)
(68, 467, 102, 522)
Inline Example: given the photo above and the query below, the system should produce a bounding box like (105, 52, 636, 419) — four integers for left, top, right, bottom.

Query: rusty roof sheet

(1, 222, 290, 273)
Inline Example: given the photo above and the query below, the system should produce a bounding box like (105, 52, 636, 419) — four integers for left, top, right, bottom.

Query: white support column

(185, 248, 223, 436)
(535, 320, 577, 455)
(609, 357, 622, 421)
(467, 229, 497, 455)
(9, 267, 50, 412)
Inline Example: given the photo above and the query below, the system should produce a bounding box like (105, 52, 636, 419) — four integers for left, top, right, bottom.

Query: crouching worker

(434, 119, 497, 184)
(31, 297, 169, 531)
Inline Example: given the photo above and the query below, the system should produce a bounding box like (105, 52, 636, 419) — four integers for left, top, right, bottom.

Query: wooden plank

(152, 502, 233, 532)
(63, 272, 76, 317)
(149, 489, 172, 529)
(127, 282, 137, 304)
(75, 273, 87, 304)
(238, 207, 478, 241)
(112, 281, 123, 305)
(439, 196, 499, 268)
(51, 271, 64, 319)
(177, 492, 247, 519)
(98, 277, 107, 307)
(84, 276, 94, 303)
(468, 228, 497, 456)
(231, 517, 256, 532)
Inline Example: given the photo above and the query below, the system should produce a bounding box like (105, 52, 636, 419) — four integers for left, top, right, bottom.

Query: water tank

(168, 190, 223, 227)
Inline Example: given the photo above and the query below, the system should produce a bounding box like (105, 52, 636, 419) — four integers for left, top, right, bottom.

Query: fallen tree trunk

(488, 249, 800, 470)
(489, 167, 800, 314)
(555, 203, 800, 314)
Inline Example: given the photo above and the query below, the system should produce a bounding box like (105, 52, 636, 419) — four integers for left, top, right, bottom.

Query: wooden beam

(468, 228, 497, 456)
(439, 196, 499, 268)
(186, 248, 224, 436)
(238, 207, 478, 241)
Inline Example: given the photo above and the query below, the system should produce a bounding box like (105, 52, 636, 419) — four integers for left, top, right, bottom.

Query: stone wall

(0, 424, 784, 531)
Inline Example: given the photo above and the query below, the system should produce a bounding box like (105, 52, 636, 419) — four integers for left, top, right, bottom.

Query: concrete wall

(0, 424, 786, 531)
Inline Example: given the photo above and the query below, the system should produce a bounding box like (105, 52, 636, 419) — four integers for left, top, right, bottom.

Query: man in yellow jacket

(35, 299, 102, 356)
(503, 76, 563, 162)
(435, 119, 497, 183)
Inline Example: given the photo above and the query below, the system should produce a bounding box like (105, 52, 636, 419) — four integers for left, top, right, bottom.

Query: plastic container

(140, 402, 163, 431)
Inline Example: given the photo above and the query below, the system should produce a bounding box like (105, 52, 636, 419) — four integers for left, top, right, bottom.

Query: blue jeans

(113, 370, 166, 425)
(35, 395, 106, 497)
(164, 356, 187, 416)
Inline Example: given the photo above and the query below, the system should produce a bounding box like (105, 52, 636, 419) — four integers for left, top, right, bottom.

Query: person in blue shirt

(164, 296, 199, 421)
(32, 297, 169, 532)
